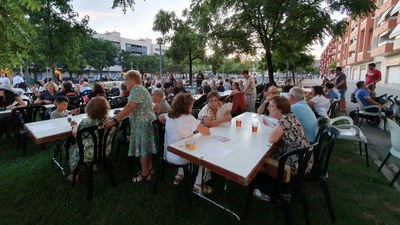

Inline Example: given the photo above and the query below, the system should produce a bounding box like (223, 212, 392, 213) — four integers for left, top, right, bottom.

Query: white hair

(288, 87, 304, 100)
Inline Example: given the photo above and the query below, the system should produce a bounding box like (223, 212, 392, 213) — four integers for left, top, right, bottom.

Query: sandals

(173, 174, 184, 186)
(193, 183, 214, 195)
(253, 189, 270, 202)
(132, 172, 151, 183)
(136, 168, 154, 176)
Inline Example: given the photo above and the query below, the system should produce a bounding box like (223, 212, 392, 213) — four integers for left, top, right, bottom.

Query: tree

(27, 0, 91, 82)
(83, 37, 119, 80)
(0, 0, 39, 68)
(189, 0, 376, 83)
(153, 9, 206, 85)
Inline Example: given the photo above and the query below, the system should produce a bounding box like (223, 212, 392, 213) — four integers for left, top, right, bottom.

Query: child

(50, 96, 79, 119)
(158, 93, 213, 194)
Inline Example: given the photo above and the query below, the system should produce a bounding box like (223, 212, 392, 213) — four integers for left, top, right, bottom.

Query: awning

(390, 1, 400, 16)
(377, 6, 393, 25)
(389, 23, 400, 39)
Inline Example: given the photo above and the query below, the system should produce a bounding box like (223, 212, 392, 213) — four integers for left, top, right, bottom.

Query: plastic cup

(185, 140, 196, 150)
(252, 120, 259, 133)
(236, 118, 242, 127)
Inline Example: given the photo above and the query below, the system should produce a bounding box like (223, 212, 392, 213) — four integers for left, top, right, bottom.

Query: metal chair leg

(389, 170, 400, 187)
(377, 153, 391, 172)
(358, 141, 362, 155)
(365, 143, 369, 167)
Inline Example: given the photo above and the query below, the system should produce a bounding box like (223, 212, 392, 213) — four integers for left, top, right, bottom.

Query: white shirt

(13, 76, 24, 86)
(198, 102, 232, 122)
(164, 114, 200, 164)
(0, 77, 10, 86)
(311, 95, 331, 118)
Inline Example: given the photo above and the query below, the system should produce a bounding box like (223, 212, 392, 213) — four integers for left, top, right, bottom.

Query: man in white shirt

(0, 71, 11, 86)
(12, 73, 24, 87)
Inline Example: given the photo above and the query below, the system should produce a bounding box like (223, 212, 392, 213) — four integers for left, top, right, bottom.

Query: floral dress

(270, 113, 310, 175)
(197, 102, 232, 122)
(69, 117, 116, 172)
(128, 85, 156, 157)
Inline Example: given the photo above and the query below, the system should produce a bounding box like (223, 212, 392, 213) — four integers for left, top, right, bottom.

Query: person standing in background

(12, 72, 24, 87)
(333, 67, 347, 112)
(0, 71, 10, 86)
(195, 71, 205, 88)
(242, 69, 256, 112)
(365, 63, 381, 87)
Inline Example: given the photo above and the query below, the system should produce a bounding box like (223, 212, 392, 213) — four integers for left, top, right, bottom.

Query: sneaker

(253, 189, 270, 202)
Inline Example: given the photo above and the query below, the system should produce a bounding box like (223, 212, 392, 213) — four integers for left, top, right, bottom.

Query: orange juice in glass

(252, 120, 259, 133)
(236, 118, 242, 127)
(185, 140, 196, 150)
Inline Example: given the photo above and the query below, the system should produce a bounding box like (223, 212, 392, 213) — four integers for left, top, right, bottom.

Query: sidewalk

(311, 78, 400, 190)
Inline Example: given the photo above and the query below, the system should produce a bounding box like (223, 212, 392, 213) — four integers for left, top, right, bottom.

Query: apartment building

(320, 0, 400, 84)
(94, 31, 168, 56)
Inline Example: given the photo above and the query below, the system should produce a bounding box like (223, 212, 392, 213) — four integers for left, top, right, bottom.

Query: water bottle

(67, 113, 72, 123)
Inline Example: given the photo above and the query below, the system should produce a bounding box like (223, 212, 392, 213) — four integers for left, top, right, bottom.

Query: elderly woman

(152, 89, 171, 117)
(306, 85, 331, 118)
(34, 81, 58, 105)
(67, 97, 114, 181)
(104, 70, 156, 183)
(262, 96, 310, 174)
(198, 92, 232, 128)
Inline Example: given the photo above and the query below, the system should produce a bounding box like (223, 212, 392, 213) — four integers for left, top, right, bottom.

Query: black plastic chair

(151, 119, 193, 199)
(11, 105, 47, 155)
(107, 97, 128, 109)
(115, 117, 130, 161)
(71, 123, 119, 200)
(243, 146, 314, 225)
(327, 99, 339, 118)
(305, 126, 340, 222)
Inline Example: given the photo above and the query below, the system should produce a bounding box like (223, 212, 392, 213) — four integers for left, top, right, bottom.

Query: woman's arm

(268, 125, 284, 143)
(103, 102, 136, 129)
(202, 115, 232, 128)
(196, 123, 210, 135)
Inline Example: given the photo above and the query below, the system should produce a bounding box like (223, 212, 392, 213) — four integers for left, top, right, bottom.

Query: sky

(72, 0, 342, 59)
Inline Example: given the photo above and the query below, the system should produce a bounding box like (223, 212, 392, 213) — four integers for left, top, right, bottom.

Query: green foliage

(82, 37, 119, 79)
(119, 51, 162, 74)
(153, 9, 206, 84)
(26, 0, 92, 81)
(189, 0, 376, 83)
(0, 0, 36, 68)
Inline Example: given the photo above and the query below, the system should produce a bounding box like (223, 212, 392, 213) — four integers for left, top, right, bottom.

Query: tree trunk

(265, 50, 274, 84)
(291, 69, 296, 85)
(189, 49, 193, 85)
(99, 68, 103, 81)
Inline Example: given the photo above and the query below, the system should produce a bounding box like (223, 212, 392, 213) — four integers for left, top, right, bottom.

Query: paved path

(310, 78, 400, 190)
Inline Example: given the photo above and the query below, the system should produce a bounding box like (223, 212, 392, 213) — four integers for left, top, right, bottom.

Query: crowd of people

(0, 64, 394, 200)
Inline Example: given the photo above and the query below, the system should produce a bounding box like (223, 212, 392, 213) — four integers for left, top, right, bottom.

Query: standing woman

(104, 70, 156, 182)
(242, 70, 257, 112)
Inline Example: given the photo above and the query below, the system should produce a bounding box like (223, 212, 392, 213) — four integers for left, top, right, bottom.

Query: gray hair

(152, 89, 165, 99)
(288, 87, 304, 100)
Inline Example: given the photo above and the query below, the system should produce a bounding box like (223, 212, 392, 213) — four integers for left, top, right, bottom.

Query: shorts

(338, 88, 347, 100)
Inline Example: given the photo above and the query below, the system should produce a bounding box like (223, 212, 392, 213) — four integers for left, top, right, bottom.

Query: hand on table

(6, 105, 17, 110)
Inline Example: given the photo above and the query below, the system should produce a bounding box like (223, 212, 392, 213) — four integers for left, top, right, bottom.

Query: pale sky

(72, 0, 343, 59)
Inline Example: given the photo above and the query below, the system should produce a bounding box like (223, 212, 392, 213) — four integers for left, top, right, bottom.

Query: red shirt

(365, 69, 381, 85)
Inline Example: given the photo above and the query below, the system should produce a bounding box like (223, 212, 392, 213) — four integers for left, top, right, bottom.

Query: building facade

(320, 0, 400, 84)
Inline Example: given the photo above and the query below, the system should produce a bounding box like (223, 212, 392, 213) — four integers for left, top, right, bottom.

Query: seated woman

(32, 80, 45, 97)
(198, 92, 232, 128)
(158, 93, 212, 194)
(0, 85, 27, 111)
(306, 86, 331, 118)
(254, 96, 310, 201)
(34, 81, 58, 105)
(152, 89, 171, 117)
(67, 97, 113, 181)
(86, 83, 105, 103)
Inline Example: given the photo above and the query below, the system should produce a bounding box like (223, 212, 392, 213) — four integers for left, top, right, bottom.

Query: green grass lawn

(1, 135, 399, 225)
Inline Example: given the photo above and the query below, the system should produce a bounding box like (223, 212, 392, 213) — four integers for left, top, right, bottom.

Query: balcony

(371, 42, 394, 57)
(374, 19, 398, 36)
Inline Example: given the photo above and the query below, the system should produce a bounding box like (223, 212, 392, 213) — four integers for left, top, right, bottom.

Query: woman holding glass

(104, 70, 156, 182)
(198, 92, 232, 128)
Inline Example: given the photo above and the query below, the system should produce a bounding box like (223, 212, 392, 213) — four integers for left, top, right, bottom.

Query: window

(377, 6, 393, 26)
(378, 29, 395, 46)
(389, 24, 400, 39)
